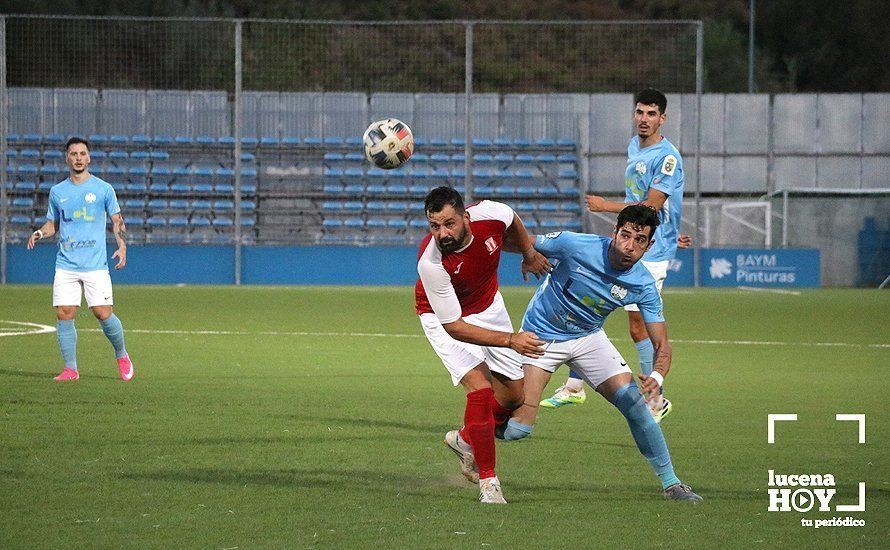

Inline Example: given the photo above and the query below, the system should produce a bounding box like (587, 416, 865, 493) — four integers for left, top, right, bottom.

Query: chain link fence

(0, 15, 704, 284)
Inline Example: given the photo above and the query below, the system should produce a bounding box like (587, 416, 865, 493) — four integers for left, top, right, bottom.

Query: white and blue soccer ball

(362, 118, 414, 170)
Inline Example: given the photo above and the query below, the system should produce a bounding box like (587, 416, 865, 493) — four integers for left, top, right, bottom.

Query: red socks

(461, 387, 496, 480)
(490, 394, 514, 427)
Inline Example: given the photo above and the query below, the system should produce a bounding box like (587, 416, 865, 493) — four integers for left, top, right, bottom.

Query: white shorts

(53, 269, 114, 308)
(624, 259, 669, 312)
(419, 291, 525, 386)
(523, 330, 631, 389)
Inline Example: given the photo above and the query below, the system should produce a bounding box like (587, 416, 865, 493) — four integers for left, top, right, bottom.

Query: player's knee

(56, 307, 76, 320)
(502, 419, 533, 441)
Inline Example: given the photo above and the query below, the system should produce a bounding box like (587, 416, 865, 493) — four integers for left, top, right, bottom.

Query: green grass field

(1, 286, 887, 548)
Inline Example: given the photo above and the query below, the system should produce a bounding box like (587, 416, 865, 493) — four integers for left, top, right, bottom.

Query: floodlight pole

(0, 17, 8, 286)
(234, 20, 242, 285)
(464, 21, 473, 204)
(748, 0, 756, 93)
(693, 22, 704, 287)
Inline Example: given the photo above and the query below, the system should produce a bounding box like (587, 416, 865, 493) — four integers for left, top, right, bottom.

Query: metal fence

(0, 15, 705, 284)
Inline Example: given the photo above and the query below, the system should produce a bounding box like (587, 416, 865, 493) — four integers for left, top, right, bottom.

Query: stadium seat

(538, 202, 559, 212)
(215, 183, 234, 194)
(561, 202, 581, 212)
(148, 199, 168, 210)
(38, 181, 54, 192)
(367, 218, 387, 228)
(174, 136, 194, 145)
(322, 219, 343, 228)
(130, 150, 150, 160)
(558, 168, 578, 179)
(344, 152, 364, 162)
(12, 197, 33, 207)
(10, 215, 32, 224)
(213, 217, 234, 227)
(153, 135, 174, 145)
(108, 150, 128, 160)
(213, 200, 234, 211)
(536, 138, 556, 147)
(192, 200, 212, 211)
(409, 218, 428, 228)
(536, 153, 557, 163)
(344, 184, 364, 194)
(147, 216, 167, 227)
(344, 218, 364, 228)
(343, 201, 363, 211)
(323, 184, 343, 194)
(472, 138, 493, 147)
(168, 217, 189, 227)
(515, 169, 536, 179)
(387, 201, 409, 211)
(557, 153, 577, 162)
(169, 200, 190, 210)
(240, 200, 256, 212)
(474, 154, 494, 164)
(387, 184, 408, 195)
(387, 219, 408, 228)
(15, 181, 37, 192)
(260, 137, 279, 146)
(367, 201, 386, 211)
(191, 217, 211, 227)
(44, 150, 64, 160)
(20, 149, 40, 159)
(557, 139, 576, 147)
(124, 199, 144, 209)
(322, 201, 341, 211)
(194, 184, 214, 193)
(170, 183, 190, 193)
(366, 184, 386, 195)
(240, 217, 256, 227)
(127, 183, 147, 193)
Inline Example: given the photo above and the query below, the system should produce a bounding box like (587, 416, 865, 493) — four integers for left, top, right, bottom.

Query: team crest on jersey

(485, 236, 498, 254)
(661, 155, 677, 176)
(545, 232, 562, 239)
(85, 192, 97, 204)
(610, 284, 628, 300)
(635, 161, 647, 175)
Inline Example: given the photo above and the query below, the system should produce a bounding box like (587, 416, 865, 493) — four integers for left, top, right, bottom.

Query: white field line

(737, 286, 802, 296)
(3, 321, 887, 349)
(0, 321, 890, 349)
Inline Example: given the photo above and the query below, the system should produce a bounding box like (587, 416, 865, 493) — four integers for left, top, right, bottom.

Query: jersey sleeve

(638, 285, 665, 324)
(469, 200, 514, 227)
(105, 184, 121, 217)
(46, 189, 59, 223)
(534, 231, 576, 260)
(417, 258, 462, 324)
(649, 153, 683, 197)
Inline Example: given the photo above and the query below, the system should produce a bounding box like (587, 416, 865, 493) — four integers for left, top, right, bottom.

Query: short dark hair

(65, 137, 89, 152)
(616, 204, 660, 240)
(634, 88, 667, 114)
(424, 186, 465, 215)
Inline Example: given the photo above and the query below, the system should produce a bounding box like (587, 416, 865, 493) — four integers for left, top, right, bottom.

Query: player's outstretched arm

(26, 220, 56, 250)
(503, 213, 552, 281)
(110, 213, 127, 269)
(442, 319, 546, 359)
(585, 194, 628, 213)
(638, 321, 672, 402)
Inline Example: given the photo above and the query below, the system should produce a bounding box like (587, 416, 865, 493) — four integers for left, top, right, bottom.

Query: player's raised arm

(638, 321, 672, 402)
(502, 212, 551, 281)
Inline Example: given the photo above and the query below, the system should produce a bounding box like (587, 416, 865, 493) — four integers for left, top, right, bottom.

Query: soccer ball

(362, 118, 414, 170)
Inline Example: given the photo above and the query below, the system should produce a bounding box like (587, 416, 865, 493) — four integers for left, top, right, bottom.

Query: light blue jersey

(625, 135, 684, 261)
(521, 232, 664, 342)
(46, 175, 121, 272)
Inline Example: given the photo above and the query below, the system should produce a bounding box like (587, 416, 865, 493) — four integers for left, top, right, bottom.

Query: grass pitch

(0, 286, 887, 548)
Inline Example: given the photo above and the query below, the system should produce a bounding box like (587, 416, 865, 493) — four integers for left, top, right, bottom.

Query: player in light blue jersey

(26, 137, 135, 382)
(501, 205, 701, 502)
(545, 89, 686, 422)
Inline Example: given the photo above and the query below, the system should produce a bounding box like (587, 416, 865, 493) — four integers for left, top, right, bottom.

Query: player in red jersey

(415, 186, 550, 504)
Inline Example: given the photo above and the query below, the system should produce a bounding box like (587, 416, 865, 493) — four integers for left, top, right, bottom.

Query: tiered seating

(4, 133, 582, 245)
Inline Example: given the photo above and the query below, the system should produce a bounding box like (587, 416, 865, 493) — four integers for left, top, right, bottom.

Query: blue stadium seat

(108, 150, 128, 160)
(558, 168, 578, 179)
(38, 181, 54, 192)
(88, 150, 107, 160)
(324, 153, 345, 162)
(322, 219, 343, 229)
(240, 217, 256, 227)
(493, 185, 516, 197)
(557, 139, 576, 147)
(240, 137, 259, 147)
(450, 153, 465, 163)
(20, 149, 40, 159)
(409, 218, 428, 228)
(5, 149, 16, 158)
(494, 169, 512, 180)
(124, 199, 144, 209)
(472, 168, 494, 180)
(127, 183, 148, 193)
(213, 200, 234, 211)
(109, 135, 129, 145)
(344, 218, 364, 228)
(538, 202, 559, 212)
(345, 136, 362, 146)
(169, 217, 189, 227)
(44, 150, 64, 160)
(540, 220, 561, 230)
(129, 166, 149, 178)
(215, 183, 234, 194)
(387, 201, 408, 211)
(472, 138, 493, 147)
(281, 137, 301, 145)
(16, 181, 37, 192)
(367, 201, 386, 211)
(323, 184, 342, 193)
(344, 168, 364, 179)
(536, 138, 556, 147)
(451, 138, 466, 146)
(132, 135, 151, 145)
(516, 202, 536, 212)
(174, 136, 194, 145)
(411, 153, 429, 164)
(260, 137, 279, 146)
(565, 220, 582, 230)
(409, 185, 429, 195)
(324, 168, 345, 179)
(538, 186, 559, 197)
(344, 152, 364, 162)
(6, 133, 20, 142)
(524, 219, 539, 229)
(12, 197, 33, 207)
(387, 219, 408, 228)
(170, 183, 190, 193)
(241, 183, 257, 194)
(413, 137, 428, 147)
(241, 167, 257, 178)
(366, 184, 386, 195)
(40, 165, 62, 177)
(303, 137, 323, 145)
(217, 136, 235, 145)
(430, 153, 451, 164)
(323, 137, 344, 145)
(192, 216, 211, 227)
(557, 153, 577, 162)
(493, 138, 511, 147)
(474, 154, 494, 164)
(561, 202, 581, 212)
(130, 151, 150, 160)
(344, 184, 364, 194)
(239, 201, 256, 212)
(194, 184, 214, 193)
(148, 199, 168, 210)
(536, 153, 557, 163)
(474, 185, 494, 196)
(367, 218, 387, 228)
(428, 138, 448, 146)
(559, 187, 578, 198)
(150, 151, 170, 160)
(153, 135, 174, 145)
(408, 201, 425, 211)
(494, 153, 514, 163)
(147, 216, 167, 227)
(11, 215, 31, 224)
(513, 138, 532, 147)
(343, 201, 363, 211)
(213, 217, 234, 227)
(195, 136, 216, 145)
(387, 184, 408, 195)
(516, 186, 538, 196)
(515, 169, 536, 179)
(87, 134, 108, 145)
(192, 200, 212, 211)
(367, 168, 388, 179)
(169, 200, 190, 210)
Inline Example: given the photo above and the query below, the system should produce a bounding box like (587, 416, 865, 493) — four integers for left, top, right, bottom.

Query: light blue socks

(57, 319, 77, 370)
(100, 314, 128, 359)
(612, 381, 680, 489)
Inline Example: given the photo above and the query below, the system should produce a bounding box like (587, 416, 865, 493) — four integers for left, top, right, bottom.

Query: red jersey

(414, 201, 515, 323)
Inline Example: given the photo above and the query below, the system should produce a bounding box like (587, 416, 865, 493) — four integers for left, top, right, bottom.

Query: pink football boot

(53, 368, 79, 381)
(117, 355, 135, 381)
